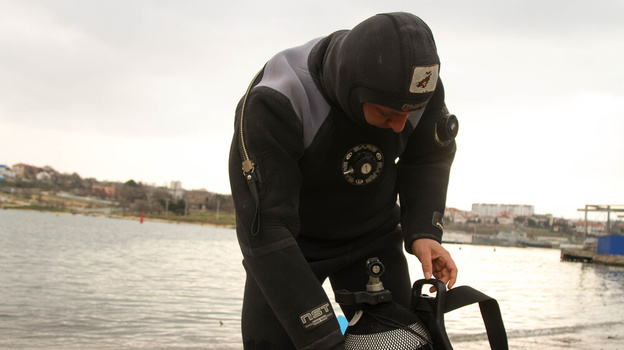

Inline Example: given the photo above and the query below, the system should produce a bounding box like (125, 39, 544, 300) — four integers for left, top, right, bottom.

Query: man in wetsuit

(229, 12, 458, 349)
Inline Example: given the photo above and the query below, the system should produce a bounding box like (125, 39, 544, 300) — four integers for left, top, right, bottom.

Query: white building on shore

(471, 203, 535, 218)
(170, 181, 185, 200)
(0, 164, 15, 180)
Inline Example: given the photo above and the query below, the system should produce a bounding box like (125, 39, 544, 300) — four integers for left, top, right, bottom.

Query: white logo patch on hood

(409, 64, 439, 94)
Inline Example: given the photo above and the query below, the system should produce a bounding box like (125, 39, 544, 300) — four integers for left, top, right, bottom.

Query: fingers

(433, 254, 458, 289)
(447, 269, 457, 289)
(446, 258, 458, 289)
(413, 238, 458, 290)
(418, 249, 433, 280)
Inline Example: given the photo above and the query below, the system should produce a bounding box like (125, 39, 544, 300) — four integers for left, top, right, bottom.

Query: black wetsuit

(229, 12, 456, 350)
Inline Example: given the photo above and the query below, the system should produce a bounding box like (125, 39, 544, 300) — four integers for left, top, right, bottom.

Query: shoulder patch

(409, 65, 439, 94)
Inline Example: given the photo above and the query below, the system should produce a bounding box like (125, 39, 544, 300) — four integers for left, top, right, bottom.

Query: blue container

(597, 235, 624, 256)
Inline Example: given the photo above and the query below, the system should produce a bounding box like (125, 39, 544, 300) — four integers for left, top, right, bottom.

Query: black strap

(444, 286, 508, 350)
(411, 279, 508, 350)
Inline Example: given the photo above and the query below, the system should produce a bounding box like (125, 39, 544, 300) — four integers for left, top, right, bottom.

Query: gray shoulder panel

(256, 37, 330, 149)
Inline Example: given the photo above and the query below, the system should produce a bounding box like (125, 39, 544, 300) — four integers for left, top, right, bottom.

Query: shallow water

(1, 210, 623, 349)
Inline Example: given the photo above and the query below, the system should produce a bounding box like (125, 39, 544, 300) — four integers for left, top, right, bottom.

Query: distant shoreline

(2, 206, 236, 229)
(4, 206, 564, 241)
(1, 191, 574, 242)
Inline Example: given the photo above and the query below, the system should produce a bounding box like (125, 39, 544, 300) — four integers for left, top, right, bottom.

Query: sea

(1, 209, 623, 349)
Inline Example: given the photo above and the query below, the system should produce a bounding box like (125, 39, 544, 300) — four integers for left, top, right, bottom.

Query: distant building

(496, 211, 514, 225)
(0, 164, 15, 181)
(12, 163, 41, 179)
(445, 207, 469, 223)
(471, 203, 534, 218)
(574, 221, 607, 236)
(170, 181, 185, 200)
(531, 214, 554, 228)
(185, 189, 211, 211)
(92, 185, 117, 198)
(35, 171, 53, 182)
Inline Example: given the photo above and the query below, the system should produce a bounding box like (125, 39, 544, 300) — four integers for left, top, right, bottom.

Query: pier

(563, 204, 624, 266)
(561, 248, 624, 266)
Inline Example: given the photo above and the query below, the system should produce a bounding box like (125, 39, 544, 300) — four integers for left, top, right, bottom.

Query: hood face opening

(319, 12, 440, 128)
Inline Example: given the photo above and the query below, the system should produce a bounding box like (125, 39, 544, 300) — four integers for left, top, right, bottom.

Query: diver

(229, 12, 459, 349)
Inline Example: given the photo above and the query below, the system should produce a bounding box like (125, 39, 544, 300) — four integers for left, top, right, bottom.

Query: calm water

(1, 210, 623, 349)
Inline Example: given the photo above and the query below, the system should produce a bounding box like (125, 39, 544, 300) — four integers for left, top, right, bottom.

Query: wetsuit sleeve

(397, 79, 456, 254)
(229, 87, 344, 349)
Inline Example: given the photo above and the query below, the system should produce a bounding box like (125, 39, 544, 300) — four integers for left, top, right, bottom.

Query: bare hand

(412, 238, 458, 289)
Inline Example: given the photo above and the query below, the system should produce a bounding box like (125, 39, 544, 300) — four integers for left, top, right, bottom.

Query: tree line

(3, 165, 234, 216)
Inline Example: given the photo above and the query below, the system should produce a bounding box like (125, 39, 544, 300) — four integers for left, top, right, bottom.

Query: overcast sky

(1, 0, 623, 220)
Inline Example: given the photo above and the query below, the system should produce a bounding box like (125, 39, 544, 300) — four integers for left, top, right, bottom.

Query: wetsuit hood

(314, 12, 440, 127)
